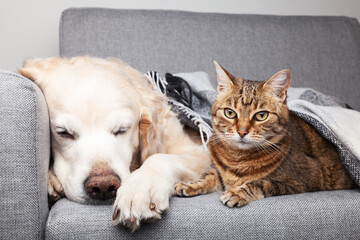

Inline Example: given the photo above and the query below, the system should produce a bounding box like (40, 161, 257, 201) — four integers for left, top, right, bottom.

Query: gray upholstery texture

(0, 71, 50, 239)
(46, 191, 360, 239)
(60, 8, 360, 110)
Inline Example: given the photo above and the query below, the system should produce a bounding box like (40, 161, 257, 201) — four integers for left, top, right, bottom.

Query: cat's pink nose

(238, 130, 248, 138)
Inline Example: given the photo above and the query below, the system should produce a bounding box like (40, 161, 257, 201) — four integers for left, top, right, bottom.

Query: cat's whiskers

(249, 137, 288, 159)
(261, 139, 288, 157)
(207, 134, 235, 147)
(260, 139, 295, 171)
(251, 141, 294, 176)
(253, 143, 286, 175)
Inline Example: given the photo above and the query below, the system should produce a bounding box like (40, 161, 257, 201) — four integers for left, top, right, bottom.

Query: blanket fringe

(145, 71, 213, 149)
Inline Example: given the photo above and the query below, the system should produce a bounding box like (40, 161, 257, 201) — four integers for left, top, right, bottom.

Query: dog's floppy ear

(18, 57, 62, 86)
(138, 110, 165, 163)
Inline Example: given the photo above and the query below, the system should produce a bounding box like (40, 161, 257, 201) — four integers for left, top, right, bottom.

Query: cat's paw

(48, 168, 65, 202)
(220, 190, 248, 207)
(175, 170, 221, 197)
(174, 182, 200, 197)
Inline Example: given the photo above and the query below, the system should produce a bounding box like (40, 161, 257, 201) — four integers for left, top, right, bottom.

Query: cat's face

(211, 61, 291, 150)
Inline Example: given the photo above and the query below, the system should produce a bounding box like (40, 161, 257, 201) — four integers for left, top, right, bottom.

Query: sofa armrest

(0, 70, 50, 239)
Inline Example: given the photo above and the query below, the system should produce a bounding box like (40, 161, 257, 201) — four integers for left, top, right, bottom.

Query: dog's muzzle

(84, 162, 121, 201)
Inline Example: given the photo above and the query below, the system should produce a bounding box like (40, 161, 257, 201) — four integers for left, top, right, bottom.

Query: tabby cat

(175, 61, 356, 207)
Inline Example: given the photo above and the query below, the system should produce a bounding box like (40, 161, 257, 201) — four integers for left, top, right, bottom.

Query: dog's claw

(112, 207, 120, 221)
(51, 192, 57, 198)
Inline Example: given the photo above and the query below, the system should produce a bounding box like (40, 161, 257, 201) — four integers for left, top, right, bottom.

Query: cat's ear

(263, 69, 291, 102)
(213, 61, 234, 92)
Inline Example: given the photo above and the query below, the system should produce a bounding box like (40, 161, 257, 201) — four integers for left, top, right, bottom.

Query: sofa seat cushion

(46, 190, 360, 239)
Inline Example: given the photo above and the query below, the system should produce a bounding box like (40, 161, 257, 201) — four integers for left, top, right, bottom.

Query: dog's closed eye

(113, 126, 130, 136)
(55, 127, 76, 140)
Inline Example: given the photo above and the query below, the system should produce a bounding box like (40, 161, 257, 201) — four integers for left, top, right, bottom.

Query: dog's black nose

(84, 174, 120, 200)
(84, 162, 121, 201)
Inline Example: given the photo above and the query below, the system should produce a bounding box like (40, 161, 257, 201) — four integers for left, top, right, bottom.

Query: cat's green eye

(254, 111, 269, 121)
(224, 108, 237, 119)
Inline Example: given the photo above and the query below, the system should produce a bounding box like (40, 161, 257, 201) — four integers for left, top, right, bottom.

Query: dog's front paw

(112, 169, 172, 232)
(220, 189, 248, 208)
(48, 168, 65, 203)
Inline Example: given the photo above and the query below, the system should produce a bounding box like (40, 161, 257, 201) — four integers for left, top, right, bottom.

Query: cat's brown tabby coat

(175, 61, 356, 207)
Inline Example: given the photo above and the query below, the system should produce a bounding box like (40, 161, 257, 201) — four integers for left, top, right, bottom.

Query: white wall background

(1, 0, 359, 72)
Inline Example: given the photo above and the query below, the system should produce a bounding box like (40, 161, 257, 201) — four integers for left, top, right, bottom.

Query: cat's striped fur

(175, 62, 356, 207)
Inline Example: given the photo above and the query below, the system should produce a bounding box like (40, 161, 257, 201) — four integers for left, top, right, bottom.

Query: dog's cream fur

(19, 56, 211, 231)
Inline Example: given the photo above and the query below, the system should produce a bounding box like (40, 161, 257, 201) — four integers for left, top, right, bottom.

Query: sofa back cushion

(60, 8, 360, 110)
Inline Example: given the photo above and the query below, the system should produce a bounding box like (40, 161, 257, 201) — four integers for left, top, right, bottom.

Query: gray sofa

(1, 8, 360, 239)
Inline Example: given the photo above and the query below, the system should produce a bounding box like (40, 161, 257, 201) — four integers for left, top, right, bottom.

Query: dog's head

(20, 56, 165, 203)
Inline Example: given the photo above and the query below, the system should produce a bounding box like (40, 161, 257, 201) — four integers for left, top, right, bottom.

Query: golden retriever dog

(19, 56, 211, 231)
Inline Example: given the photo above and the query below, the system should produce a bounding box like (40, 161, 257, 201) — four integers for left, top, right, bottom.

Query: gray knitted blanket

(145, 71, 360, 186)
